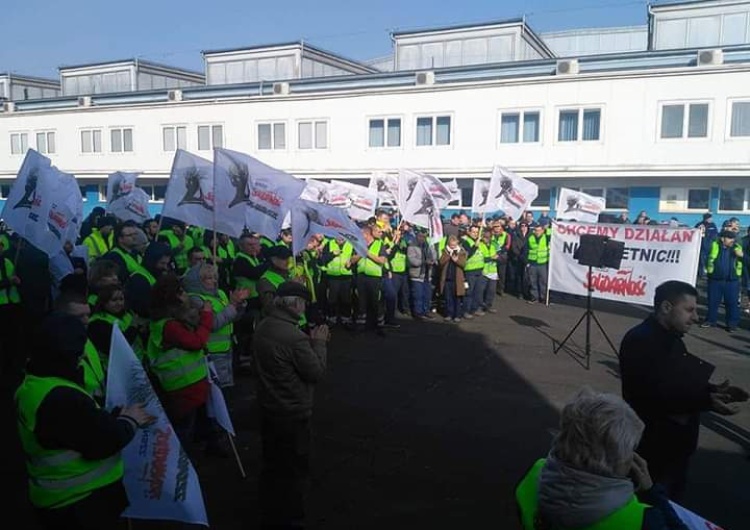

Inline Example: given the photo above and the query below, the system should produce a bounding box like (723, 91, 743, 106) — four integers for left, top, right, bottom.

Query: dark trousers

(260, 414, 311, 529)
(506, 260, 527, 298)
(496, 259, 508, 295)
(464, 270, 482, 314)
(326, 275, 353, 324)
(528, 263, 548, 303)
(315, 274, 329, 316)
(410, 280, 431, 317)
(0, 304, 23, 381)
(356, 275, 384, 329)
(706, 279, 740, 327)
(478, 276, 497, 310)
(384, 273, 408, 322)
(35, 480, 129, 530)
(443, 280, 464, 318)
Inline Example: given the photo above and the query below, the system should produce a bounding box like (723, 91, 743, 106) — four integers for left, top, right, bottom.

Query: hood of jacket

(537, 455, 635, 528)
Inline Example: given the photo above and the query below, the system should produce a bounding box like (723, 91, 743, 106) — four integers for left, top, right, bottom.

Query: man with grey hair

(619, 280, 749, 501)
(516, 387, 688, 530)
(253, 281, 329, 529)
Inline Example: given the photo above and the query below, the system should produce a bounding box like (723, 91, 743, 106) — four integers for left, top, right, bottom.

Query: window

(730, 101, 750, 138)
(461, 187, 472, 208)
(141, 184, 168, 202)
(416, 115, 451, 146)
(258, 122, 286, 150)
(368, 118, 401, 148)
(531, 189, 551, 208)
(35, 131, 55, 154)
(659, 187, 711, 212)
(500, 111, 540, 144)
(10, 133, 28, 155)
(98, 185, 107, 202)
(298, 120, 327, 150)
(198, 125, 223, 151)
(557, 108, 601, 142)
(81, 129, 102, 153)
(79, 185, 88, 202)
(606, 188, 629, 210)
(1, 183, 11, 198)
(719, 188, 746, 212)
(110, 128, 133, 153)
(660, 103, 709, 139)
(162, 126, 187, 151)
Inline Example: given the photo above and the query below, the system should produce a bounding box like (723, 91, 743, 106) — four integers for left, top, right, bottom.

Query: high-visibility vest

(493, 232, 508, 250)
(130, 268, 157, 287)
(292, 256, 316, 303)
(89, 311, 143, 360)
(479, 240, 498, 276)
(462, 236, 485, 271)
(516, 459, 647, 530)
(0, 257, 20, 305)
(390, 242, 407, 273)
(706, 240, 743, 279)
(191, 291, 233, 354)
(219, 240, 236, 260)
(527, 235, 550, 265)
(108, 247, 144, 277)
(357, 240, 384, 277)
(260, 269, 286, 289)
(15, 375, 124, 509)
(80, 339, 105, 402)
(87, 293, 98, 307)
(146, 319, 208, 392)
(83, 231, 110, 261)
(234, 252, 260, 297)
(437, 237, 447, 257)
(326, 240, 354, 277)
(188, 226, 205, 249)
(158, 230, 193, 272)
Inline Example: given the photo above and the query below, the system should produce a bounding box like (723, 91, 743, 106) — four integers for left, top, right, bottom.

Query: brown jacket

(439, 247, 467, 296)
(253, 307, 327, 418)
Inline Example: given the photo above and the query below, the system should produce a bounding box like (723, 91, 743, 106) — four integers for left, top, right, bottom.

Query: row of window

(8, 100, 750, 156)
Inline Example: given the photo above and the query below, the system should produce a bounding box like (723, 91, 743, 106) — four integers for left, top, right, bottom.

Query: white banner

(487, 166, 538, 221)
(403, 179, 443, 241)
(670, 501, 725, 530)
(46, 172, 83, 250)
(106, 172, 150, 224)
(420, 173, 453, 209)
(206, 362, 235, 437)
(300, 179, 331, 204)
(471, 179, 491, 213)
(106, 326, 208, 526)
(397, 169, 421, 213)
(214, 148, 304, 240)
(163, 150, 216, 231)
(369, 172, 399, 205)
(291, 199, 369, 257)
(549, 222, 701, 306)
(556, 187, 605, 223)
(445, 178, 461, 203)
(106, 172, 139, 207)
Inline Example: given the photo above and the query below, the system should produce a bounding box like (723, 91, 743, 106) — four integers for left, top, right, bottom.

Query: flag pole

(227, 433, 246, 479)
(12, 237, 23, 267)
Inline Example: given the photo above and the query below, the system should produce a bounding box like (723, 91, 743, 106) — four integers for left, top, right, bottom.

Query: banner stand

(553, 264, 618, 370)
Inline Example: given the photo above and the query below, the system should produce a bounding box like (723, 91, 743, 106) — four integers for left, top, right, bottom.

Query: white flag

(487, 166, 539, 221)
(300, 179, 331, 204)
(471, 179, 492, 213)
(369, 172, 399, 205)
(214, 149, 305, 240)
(206, 362, 235, 437)
(336, 181, 378, 222)
(108, 187, 151, 224)
(323, 181, 352, 209)
(445, 178, 461, 203)
(58, 170, 84, 244)
(291, 199, 369, 257)
(420, 173, 453, 209)
(397, 169, 421, 213)
(46, 172, 83, 251)
(106, 326, 208, 526)
(162, 150, 216, 231)
(403, 179, 442, 240)
(669, 501, 724, 530)
(106, 172, 139, 206)
(556, 187, 606, 223)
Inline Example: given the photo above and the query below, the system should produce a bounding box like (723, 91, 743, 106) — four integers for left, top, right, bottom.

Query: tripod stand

(554, 265, 618, 369)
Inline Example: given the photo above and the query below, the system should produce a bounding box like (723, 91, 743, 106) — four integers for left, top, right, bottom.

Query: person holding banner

(620, 281, 749, 501)
(516, 387, 689, 530)
(16, 313, 154, 530)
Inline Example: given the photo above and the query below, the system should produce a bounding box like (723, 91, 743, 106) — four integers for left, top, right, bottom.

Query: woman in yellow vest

(88, 284, 144, 366)
(147, 273, 213, 445)
(516, 388, 688, 530)
(183, 263, 249, 388)
(16, 314, 153, 529)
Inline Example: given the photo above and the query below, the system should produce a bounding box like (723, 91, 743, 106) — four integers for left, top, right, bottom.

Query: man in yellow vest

(460, 225, 485, 317)
(321, 235, 355, 326)
(526, 223, 550, 304)
(16, 313, 153, 529)
(82, 215, 115, 263)
(101, 221, 145, 285)
(352, 224, 387, 334)
(0, 235, 22, 378)
(491, 220, 512, 297)
(157, 218, 192, 275)
(700, 230, 743, 332)
(258, 244, 293, 318)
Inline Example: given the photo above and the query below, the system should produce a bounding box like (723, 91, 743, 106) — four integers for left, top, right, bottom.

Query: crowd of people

(1, 205, 748, 529)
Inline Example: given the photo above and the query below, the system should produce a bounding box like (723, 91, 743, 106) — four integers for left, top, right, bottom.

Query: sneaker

(464, 313, 474, 319)
(444, 316, 453, 322)
(453, 317, 462, 323)
(527, 299, 537, 305)
(699, 322, 713, 328)
(474, 310, 486, 316)
(486, 308, 498, 314)
(727, 327, 737, 333)
(384, 322, 401, 329)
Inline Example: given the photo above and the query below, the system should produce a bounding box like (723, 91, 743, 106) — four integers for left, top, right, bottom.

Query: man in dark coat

(619, 280, 748, 501)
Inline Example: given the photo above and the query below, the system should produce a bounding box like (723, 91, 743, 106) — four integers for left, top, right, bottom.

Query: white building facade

(1, 0, 750, 226)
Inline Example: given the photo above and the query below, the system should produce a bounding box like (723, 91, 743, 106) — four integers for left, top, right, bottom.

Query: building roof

(649, 0, 750, 10)
(58, 58, 205, 79)
(202, 41, 378, 73)
(0, 72, 60, 86)
(391, 17, 526, 37)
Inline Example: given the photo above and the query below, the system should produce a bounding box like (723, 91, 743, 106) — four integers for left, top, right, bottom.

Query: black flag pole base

(553, 265, 619, 370)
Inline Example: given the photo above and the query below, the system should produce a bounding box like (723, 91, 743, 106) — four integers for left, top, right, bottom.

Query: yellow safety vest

(192, 291, 233, 355)
(146, 318, 208, 392)
(706, 240, 743, 279)
(0, 257, 20, 305)
(527, 235, 550, 265)
(357, 240, 384, 277)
